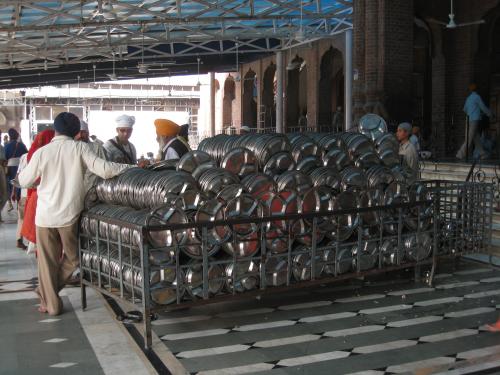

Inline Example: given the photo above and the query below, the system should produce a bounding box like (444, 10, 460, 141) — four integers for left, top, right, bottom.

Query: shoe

(486, 322, 500, 332)
(16, 239, 27, 250)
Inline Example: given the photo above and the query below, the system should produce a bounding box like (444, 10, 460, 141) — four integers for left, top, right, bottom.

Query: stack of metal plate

(96, 168, 197, 209)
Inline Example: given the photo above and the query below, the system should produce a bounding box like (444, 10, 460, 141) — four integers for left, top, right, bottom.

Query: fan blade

(455, 20, 485, 27)
(427, 18, 448, 26)
(147, 68, 173, 71)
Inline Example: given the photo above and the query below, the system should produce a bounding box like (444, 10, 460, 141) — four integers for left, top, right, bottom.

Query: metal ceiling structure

(0, 0, 352, 88)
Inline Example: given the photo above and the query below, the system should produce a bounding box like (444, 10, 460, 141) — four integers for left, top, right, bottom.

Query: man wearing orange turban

(154, 119, 190, 160)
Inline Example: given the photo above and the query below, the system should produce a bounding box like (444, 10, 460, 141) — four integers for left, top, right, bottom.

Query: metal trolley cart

(79, 180, 492, 349)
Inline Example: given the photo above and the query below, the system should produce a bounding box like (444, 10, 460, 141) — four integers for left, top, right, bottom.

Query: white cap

(115, 114, 135, 129)
(80, 120, 89, 132)
(241, 125, 250, 132)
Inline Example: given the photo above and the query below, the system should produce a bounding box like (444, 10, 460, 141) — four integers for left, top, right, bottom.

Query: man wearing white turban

(104, 114, 137, 164)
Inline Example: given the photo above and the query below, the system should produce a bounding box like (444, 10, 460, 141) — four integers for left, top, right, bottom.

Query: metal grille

(425, 180, 493, 256)
(79, 180, 492, 349)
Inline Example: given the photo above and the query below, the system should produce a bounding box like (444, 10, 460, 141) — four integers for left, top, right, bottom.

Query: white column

(209, 71, 216, 136)
(276, 50, 284, 133)
(345, 28, 353, 131)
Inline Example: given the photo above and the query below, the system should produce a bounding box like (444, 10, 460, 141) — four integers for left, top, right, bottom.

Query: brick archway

(286, 56, 307, 131)
(262, 63, 276, 129)
(223, 75, 235, 131)
(242, 69, 257, 128)
(318, 47, 344, 128)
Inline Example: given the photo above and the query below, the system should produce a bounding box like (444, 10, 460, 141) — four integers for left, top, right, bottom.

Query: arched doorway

(318, 47, 344, 128)
(242, 69, 257, 129)
(223, 75, 235, 131)
(286, 55, 307, 131)
(412, 21, 432, 141)
(262, 63, 276, 129)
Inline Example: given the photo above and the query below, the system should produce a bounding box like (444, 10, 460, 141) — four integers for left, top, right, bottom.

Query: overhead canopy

(0, 0, 352, 88)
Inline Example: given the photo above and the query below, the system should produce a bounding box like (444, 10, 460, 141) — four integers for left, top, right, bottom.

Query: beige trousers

(36, 222, 79, 315)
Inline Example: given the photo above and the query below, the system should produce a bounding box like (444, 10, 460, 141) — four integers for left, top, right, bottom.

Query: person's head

(179, 124, 189, 141)
(154, 118, 180, 147)
(396, 122, 412, 142)
(412, 126, 420, 136)
(115, 114, 135, 143)
(468, 83, 477, 93)
(2, 134, 7, 142)
(8, 128, 19, 141)
(240, 125, 250, 135)
(53, 112, 81, 138)
(75, 120, 90, 142)
(28, 128, 55, 161)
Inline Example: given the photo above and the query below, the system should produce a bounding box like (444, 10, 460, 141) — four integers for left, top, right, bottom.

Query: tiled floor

(0, 211, 154, 375)
(153, 264, 500, 375)
(6, 198, 500, 375)
(0, 296, 104, 374)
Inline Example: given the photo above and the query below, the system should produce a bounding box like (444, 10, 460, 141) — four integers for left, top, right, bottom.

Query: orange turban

(154, 119, 179, 136)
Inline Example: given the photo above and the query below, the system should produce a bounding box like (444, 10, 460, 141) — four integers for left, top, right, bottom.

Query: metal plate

(292, 249, 324, 281)
(359, 113, 388, 141)
(225, 261, 260, 293)
(195, 199, 231, 246)
(263, 151, 296, 176)
(184, 262, 224, 298)
(177, 150, 213, 174)
(221, 147, 257, 178)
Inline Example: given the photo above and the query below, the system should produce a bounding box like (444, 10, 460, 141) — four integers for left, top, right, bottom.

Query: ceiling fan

(429, 0, 485, 29)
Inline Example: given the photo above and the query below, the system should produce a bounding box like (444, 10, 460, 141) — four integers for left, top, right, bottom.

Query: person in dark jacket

(5, 128, 28, 204)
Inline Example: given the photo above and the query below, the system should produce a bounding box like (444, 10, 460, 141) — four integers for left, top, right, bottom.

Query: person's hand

(137, 159, 150, 168)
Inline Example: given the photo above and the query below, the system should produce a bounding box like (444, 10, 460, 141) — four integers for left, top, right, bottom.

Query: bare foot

(486, 323, 500, 332)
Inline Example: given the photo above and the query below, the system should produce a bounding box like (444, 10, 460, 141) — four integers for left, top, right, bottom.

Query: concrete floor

(4, 201, 500, 374)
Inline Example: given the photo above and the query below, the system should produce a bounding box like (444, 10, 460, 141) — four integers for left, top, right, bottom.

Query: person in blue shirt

(4, 128, 28, 203)
(456, 84, 493, 159)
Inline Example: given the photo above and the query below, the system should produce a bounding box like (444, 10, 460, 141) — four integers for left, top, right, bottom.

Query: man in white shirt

(19, 112, 132, 316)
(154, 118, 189, 160)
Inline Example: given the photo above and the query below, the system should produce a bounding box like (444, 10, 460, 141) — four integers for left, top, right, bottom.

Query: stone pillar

(345, 28, 353, 131)
(352, 0, 414, 123)
(276, 50, 284, 133)
(353, 0, 366, 121)
(306, 44, 319, 130)
(209, 71, 216, 136)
